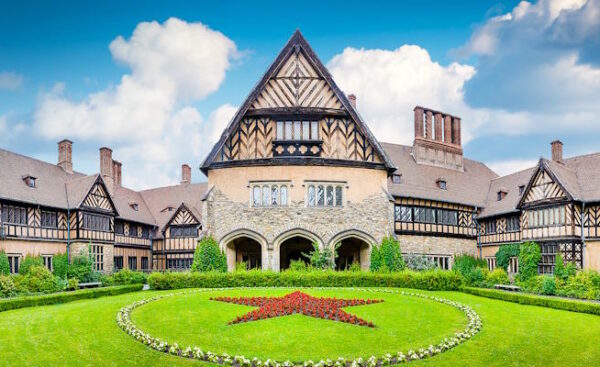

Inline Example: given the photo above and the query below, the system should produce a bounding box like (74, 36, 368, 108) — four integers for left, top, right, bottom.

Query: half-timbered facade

(2, 31, 600, 274)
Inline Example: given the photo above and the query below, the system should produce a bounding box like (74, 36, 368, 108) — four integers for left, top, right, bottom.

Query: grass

(0, 288, 600, 366)
(131, 289, 466, 361)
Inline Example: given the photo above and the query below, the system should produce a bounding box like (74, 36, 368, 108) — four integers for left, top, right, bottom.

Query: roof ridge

(0, 147, 85, 177)
(139, 181, 208, 193)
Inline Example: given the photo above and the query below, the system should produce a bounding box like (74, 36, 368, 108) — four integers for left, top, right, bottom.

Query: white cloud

(0, 71, 23, 90)
(327, 46, 476, 145)
(486, 159, 538, 176)
(32, 18, 239, 189)
(205, 104, 238, 144)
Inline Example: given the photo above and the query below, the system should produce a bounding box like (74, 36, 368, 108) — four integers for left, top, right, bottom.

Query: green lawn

(1, 288, 600, 366)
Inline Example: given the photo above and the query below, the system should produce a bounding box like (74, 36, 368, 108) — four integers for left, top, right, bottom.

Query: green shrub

(288, 260, 308, 272)
(453, 254, 486, 277)
(67, 278, 79, 291)
(556, 271, 600, 300)
(370, 236, 404, 272)
(462, 286, 600, 316)
(52, 253, 68, 278)
(369, 246, 382, 271)
(14, 265, 64, 294)
(462, 267, 489, 287)
(67, 253, 98, 282)
(0, 284, 142, 312)
(0, 251, 10, 276)
(102, 269, 147, 286)
(303, 242, 338, 270)
(235, 261, 248, 271)
(404, 254, 436, 271)
(495, 243, 520, 271)
(541, 276, 557, 295)
(486, 268, 510, 287)
(191, 236, 227, 272)
(0, 275, 17, 298)
(147, 269, 462, 291)
(348, 262, 361, 272)
(18, 255, 43, 275)
(517, 242, 541, 281)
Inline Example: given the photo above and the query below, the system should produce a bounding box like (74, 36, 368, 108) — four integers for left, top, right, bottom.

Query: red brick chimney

(181, 164, 191, 184)
(551, 140, 563, 163)
(57, 139, 73, 174)
(99, 147, 114, 195)
(113, 160, 122, 186)
(348, 94, 356, 109)
(412, 106, 463, 171)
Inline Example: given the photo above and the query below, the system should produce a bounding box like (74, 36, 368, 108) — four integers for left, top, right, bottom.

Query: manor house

(2, 31, 599, 274)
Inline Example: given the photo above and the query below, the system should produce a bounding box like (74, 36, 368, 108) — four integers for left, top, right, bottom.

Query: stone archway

(220, 229, 268, 271)
(329, 230, 376, 271)
(273, 228, 322, 271)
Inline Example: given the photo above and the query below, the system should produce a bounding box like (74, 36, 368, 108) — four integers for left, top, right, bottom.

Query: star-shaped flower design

(210, 291, 383, 328)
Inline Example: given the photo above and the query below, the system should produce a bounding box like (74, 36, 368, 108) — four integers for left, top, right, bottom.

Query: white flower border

(117, 287, 482, 366)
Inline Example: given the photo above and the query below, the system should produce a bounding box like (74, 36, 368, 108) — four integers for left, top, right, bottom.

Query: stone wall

(204, 187, 394, 271)
(397, 234, 477, 257)
(70, 241, 114, 274)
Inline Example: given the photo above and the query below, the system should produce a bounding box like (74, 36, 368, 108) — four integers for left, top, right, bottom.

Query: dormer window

(392, 174, 402, 184)
(497, 190, 507, 201)
(22, 175, 36, 188)
(161, 206, 175, 212)
(437, 178, 447, 190)
(129, 202, 139, 211)
(519, 185, 525, 195)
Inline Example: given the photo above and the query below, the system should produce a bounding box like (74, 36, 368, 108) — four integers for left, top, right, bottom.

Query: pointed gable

(201, 30, 395, 173)
(520, 161, 570, 206)
(79, 178, 118, 214)
(167, 204, 199, 226)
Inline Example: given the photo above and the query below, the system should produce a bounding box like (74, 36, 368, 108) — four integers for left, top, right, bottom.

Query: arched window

(281, 186, 288, 206)
(271, 185, 279, 206)
(262, 185, 270, 207)
(326, 185, 334, 206)
(308, 185, 316, 206)
(252, 186, 261, 207)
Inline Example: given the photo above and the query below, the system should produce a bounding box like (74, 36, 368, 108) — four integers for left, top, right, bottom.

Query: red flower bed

(210, 291, 383, 328)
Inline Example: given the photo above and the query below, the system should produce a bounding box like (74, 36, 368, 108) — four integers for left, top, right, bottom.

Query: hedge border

(461, 287, 600, 316)
(148, 271, 463, 291)
(0, 284, 143, 313)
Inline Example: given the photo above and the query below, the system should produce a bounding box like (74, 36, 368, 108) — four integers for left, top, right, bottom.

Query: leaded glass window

(271, 185, 279, 206)
(281, 186, 288, 205)
(326, 186, 334, 206)
(308, 185, 316, 206)
(317, 185, 325, 206)
(335, 186, 343, 206)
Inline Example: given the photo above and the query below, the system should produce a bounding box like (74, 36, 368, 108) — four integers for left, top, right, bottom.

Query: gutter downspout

(65, 184, 71, 266)
(0, 204, 4, 240)
(581, 202, 586, 270)
(474, 206, 481, 259)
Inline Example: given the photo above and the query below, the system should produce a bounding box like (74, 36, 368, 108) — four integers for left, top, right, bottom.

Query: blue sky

(1, 0, 599, 189)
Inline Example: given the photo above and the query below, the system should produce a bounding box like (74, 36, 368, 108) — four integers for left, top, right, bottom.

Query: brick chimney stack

(57, 139, 73, 174)
(412, 106, 464, 171)
(551, 140, 563, 163)
(348, 94, 357, 109)
(113, 160, 122, 186)
(99, 147, 114, 195)
(181, 164, 191, 184)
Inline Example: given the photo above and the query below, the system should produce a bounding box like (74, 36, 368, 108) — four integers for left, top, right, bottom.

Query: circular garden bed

(117, 288, 481, 366)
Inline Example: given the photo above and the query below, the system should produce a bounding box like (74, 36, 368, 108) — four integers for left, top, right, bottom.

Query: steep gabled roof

(478, 167, 535, 219)
(201, 30, 395, 173)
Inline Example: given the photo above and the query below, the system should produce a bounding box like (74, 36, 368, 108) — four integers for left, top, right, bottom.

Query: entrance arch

(220, 229, 267, 271)
(329, 230, 375, 271)
(274, 228, 322, 271)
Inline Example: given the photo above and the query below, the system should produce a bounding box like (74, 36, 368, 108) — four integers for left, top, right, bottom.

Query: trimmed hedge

(148, 270, 462, 291)
(462, 286, 600, 316)
(0, 284, 143, 313)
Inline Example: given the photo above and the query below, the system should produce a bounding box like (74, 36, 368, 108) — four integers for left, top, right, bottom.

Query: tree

(517, 241, 541, 281)
(18, 254, 43, 275)
(0, 251, 10, 275)
(191, 236, 227, 272)
(495, 244, 520, 271)
(52, 253, 68, 278)
(302, 242, 338, 270)
(370, 236, 404, 272)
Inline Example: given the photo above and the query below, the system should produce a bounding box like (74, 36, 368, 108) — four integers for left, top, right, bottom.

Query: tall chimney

(57, 139, 73, 174)
(414, 107, 424, 138)
(348, 94, 356, 108)
(551, 140, 563, 163)
(443, 115, 452, 144)
(181, 164, 191, 184)
(113, 160, 122, 186)
(434, 113, 443, 141)
(99, 147, 114, 195)
(451, 117, 461, 146)
(425, 111, 433, 139)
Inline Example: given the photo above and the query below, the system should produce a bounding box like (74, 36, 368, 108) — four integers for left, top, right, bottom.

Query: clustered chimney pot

(181, 164, 191, 184)
(57, 139, 73, 174)
(113, 160, 122, 186)
(348, 94, 357, 108)
(551, 140, 563, 163)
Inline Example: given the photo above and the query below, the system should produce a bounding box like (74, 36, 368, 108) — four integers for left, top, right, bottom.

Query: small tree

(302, 242, 338, 270)
(554, 253, 576, 281)
(371, 236, 404, 272)
(191, 236, 227, 272)
(517, 241, 541, 282)
(369, 245, 382, 272)
(52, 253, 68, 279)
(19, 255, 43, 275)
(495, 244, 520, 271)
(0, 251, 10, 275)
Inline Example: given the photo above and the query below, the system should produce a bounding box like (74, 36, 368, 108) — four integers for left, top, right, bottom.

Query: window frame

(276, 120, 320, 141)
(305, 182, 345, 208)
(250, 182, 291, 207)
